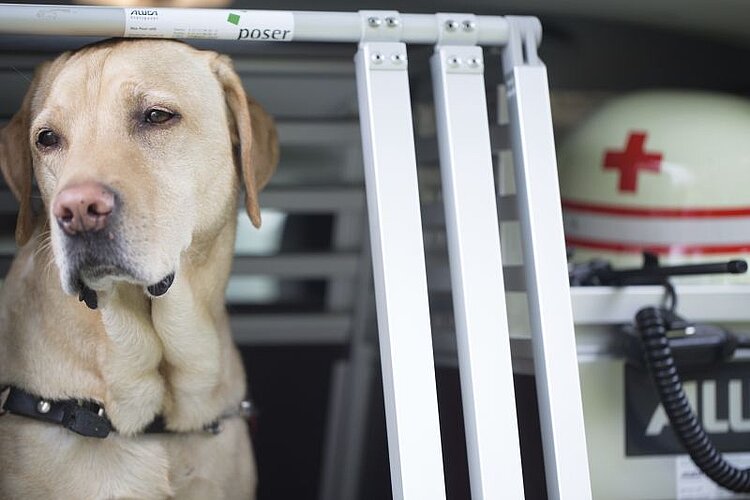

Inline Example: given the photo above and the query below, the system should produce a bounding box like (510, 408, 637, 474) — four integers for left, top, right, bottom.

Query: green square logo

(227, 13, 240, 25)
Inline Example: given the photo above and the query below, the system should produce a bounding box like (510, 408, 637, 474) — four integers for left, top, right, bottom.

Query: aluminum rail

(432, 43, 524, 499)
(502, 17, 592, 500)
(0, 4, 509, 46)
(355, 40, 446, 499)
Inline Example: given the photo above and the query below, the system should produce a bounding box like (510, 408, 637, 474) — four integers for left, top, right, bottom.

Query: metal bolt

(392, 53, 406, 64)
(371, 53, 384, 64)
(447, 56, 461, 67)
(37, 400, 51, 414)
(445, 20, 459, 32)
(239, 400, 254, 418)
(468, 56, 482, 68)
(385, 16, 400, 28)
(368, 16, 382, 28)
(462, 20, 477, 32)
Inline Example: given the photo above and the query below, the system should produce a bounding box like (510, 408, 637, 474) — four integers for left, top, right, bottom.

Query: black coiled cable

(635, 306, 750, 492)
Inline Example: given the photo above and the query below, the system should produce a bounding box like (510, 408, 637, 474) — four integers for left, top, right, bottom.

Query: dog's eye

(144, 108, 175, 125)
(36, 129, 60, 148)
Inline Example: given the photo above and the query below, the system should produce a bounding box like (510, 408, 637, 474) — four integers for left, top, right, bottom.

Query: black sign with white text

(626, 362, 750, 456)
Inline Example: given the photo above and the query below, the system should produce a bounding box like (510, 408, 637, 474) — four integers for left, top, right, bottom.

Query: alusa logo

(130, 9, 158, 16)
(625, 363, 750, 456)
(646, 380, 750, 436)
(227, 13, 240, 26)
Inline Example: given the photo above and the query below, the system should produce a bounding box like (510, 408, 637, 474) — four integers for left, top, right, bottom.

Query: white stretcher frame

(0, 6, 592, 499)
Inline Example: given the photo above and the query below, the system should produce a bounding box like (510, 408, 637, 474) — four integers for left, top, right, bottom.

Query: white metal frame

(431, 39, 524, 499)
(355, 38, 446, 499)
(502, 16, 593, 500)
(0, 6, 593, 499)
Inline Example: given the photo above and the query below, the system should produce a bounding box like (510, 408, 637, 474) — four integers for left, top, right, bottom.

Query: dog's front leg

(100, 284, 166, 435)
(150, 271, 223, 431)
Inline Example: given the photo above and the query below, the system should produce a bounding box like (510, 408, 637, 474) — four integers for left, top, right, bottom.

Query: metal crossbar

(0, 5, 508, 44)
(0, 6, 592, 499)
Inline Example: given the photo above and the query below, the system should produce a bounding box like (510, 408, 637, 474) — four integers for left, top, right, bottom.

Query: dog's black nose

(52, 182, 115, 236)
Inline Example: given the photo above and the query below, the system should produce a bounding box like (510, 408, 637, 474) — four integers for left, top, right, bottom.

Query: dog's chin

(62, 265, 177, 299)
(62, 265, 137, 296)
(54, 238, 179, 299)
(59, 265, 175, 311)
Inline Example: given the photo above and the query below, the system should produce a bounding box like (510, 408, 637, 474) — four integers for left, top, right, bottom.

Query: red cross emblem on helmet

(603, 131, 662, 193)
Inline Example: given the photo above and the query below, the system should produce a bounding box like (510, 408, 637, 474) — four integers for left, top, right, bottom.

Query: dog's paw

(100, 283, 168, 435)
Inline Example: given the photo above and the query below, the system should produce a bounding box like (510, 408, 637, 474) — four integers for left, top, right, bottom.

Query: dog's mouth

(146, 273, 175, 297)
(73, 269, 177, 310)
(58, 227, 178, 308)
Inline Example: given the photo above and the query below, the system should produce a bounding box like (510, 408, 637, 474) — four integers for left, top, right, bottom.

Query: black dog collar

(0, 386, 110, 438)
(0, 386, 255, 439)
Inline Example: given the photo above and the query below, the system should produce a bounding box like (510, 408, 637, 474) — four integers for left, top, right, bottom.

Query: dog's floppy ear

(211, 54, 279, 228)
(0, 66, 45, 246)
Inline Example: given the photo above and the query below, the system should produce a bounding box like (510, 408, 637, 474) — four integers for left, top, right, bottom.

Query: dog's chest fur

(0, 226, 254, 499)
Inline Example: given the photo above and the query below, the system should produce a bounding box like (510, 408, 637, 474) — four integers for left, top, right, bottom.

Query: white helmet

(558, 90, 750, 283)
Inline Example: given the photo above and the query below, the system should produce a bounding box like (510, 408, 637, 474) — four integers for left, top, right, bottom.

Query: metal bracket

(359, 10, 402, 42)
(502, 16, 542, 73)
(435, 12, 479, 46)
(435, 45, 484, 75)
(358, 41, 408, 71)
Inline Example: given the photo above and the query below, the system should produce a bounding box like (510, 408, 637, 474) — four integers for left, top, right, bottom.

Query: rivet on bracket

(447, 55, 461, 67)
(371, 53, 385, 64)
(467, 56, 482, 68)
(385, 16, 400, 28)
(444, 19, 459, 32)
(392, 53, 407, 64)
(462, 20, 477, 32)
(368, 16, 382, 28)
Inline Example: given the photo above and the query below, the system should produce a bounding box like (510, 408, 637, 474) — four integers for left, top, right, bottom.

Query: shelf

(232, 252, 359, 278)
(430, 285, 750, 370)
(571, 284, 750, 325)
(231, 312, 351, 345)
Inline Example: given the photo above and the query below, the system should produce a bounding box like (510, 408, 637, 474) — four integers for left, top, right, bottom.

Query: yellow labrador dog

(0, 39, 278, 499)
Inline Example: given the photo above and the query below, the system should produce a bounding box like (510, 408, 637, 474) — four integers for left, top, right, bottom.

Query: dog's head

(0, 39, 278, 296)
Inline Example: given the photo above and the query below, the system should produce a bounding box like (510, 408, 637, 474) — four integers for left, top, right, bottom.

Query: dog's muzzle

(51, 182, 177, 308)
(53, 181, 128, 296)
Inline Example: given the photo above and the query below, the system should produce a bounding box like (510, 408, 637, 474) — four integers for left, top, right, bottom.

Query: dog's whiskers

(30, 232, 57, 280)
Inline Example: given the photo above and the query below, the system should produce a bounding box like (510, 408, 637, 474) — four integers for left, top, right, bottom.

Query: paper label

(124, 9, 294, 42)
(676, 454, 750, 499)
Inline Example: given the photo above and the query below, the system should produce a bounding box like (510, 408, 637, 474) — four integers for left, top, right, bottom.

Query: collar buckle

(63, 404, 112, 438)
